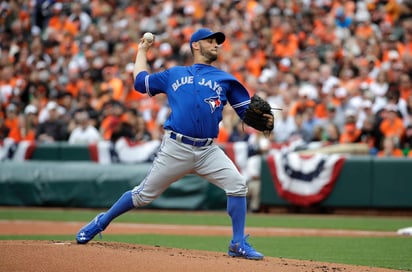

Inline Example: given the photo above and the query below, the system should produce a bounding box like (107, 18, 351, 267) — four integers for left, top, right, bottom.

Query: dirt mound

(0, 240, 400, 272)
(0, 220, 402, 272)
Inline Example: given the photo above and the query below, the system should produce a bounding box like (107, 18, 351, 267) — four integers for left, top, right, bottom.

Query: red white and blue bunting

(266, 151, 346, 207)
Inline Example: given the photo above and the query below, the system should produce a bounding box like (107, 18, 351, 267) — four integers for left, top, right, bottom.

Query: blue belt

(169, 131, 213, 147)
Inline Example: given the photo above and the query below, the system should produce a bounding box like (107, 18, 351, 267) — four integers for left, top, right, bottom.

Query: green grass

(1, 208, 412, 271)
(1, 208, 411, 231)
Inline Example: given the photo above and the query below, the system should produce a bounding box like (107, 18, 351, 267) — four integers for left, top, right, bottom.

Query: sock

(227, 195, 246, 243)
(99, 190, 134, 228)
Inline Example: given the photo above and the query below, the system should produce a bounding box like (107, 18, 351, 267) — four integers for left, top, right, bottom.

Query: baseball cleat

(228, 235, 264, 260)
(76, 212, 106, 244)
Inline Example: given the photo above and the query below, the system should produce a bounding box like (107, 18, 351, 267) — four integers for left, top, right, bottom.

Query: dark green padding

(0, 161, 226, 210)
(260, 156, 412, 209)
(372, 158, 412, 207)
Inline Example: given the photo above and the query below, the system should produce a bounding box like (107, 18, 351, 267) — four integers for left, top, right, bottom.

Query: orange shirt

(273, 38, 299, 58)
(100, 115, 120, 140)
(400, 87, 412, 101)
(314, 103, 328, 119)
(48, 16, 78, 37)
(246, 49, 266, 77)
(66, 80, 83, 98)
(379, 117, 405, 139)
(5, 117, 21, 142)
(355, 24, 374, 39)
(22, 129, 36, 141)
(289, 100, 316, 116)
(339, 123, 361, 143)
(124, 87, 145, 106)
(100, 78, 125, 102)
(398, 41, 412, 58)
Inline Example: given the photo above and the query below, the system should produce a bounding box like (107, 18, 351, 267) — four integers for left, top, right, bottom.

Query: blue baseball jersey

(134, 64, 251, 138)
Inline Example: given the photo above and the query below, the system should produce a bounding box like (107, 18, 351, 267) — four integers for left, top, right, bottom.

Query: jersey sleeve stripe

(145, 75, 153, 96)
(231, 100, 250, 109)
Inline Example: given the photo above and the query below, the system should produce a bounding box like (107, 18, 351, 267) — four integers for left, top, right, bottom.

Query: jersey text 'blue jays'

(134, 64, 251, 138)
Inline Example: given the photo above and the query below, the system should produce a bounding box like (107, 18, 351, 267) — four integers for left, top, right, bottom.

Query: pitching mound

(0, 220, 401, 272)
(0, 240, 400, 272)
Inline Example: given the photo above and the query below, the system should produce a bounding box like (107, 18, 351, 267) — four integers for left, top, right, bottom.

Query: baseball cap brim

(190, 28, 225, 48)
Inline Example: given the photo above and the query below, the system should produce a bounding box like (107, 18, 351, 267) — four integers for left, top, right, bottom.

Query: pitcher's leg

(194, 145, 263, 259)
(227, 195, 246, 243)
(131, 137, 194, 207)
(76, 191, 134, 244)
(99, 191, 134, 227)
(77, 136, 193, 244)
(194, 146, 247, 242)
(194, 145, 247, 196)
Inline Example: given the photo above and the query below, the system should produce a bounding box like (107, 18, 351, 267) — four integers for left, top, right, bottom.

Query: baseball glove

(243, 94, 274, 132)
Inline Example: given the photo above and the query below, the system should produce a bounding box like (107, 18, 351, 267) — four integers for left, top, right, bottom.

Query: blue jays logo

(204, 96, 222, 113)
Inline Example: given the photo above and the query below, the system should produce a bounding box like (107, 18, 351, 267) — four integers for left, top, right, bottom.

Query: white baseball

(143, 32, 154, 42)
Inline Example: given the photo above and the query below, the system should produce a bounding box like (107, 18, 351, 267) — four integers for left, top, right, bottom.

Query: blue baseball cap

(190, 28, 225, 49)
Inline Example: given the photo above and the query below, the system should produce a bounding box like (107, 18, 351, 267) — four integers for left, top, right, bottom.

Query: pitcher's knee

(131, 189, 156, 207)
(225, 183, 248, 196)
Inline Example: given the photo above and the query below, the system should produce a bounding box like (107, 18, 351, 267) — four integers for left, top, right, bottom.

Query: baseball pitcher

(76, 28, 274, 260)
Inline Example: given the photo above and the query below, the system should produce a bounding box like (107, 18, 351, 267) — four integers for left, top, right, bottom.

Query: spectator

(370, 70, 390, 113)
(290, 113, 313, 144)
(406, 95, 412, 126)
(335, 7, 353, 29)
(0, 113, 10, 141)
(21, 104, 39, 141)
(356, 99, 374, 129)
(0, 0, 410, 160)
(131, 110, 152, 142)
(323, 122, 340, 144)
(332, 87, 352, 132)
(377, 136, 404, 157)
(356, 115, 379, 155)
(75, 92, 99, 128)
(245, 136, 270, 213)
(58, 91, 76, 124)
(113, 108, 152, 143)
(38, 99, 66, 124)
(68, 110, 101, 144)
(319, 64, 340, 96)
(47, 3, 78, 38)
(99, 101, 124, 141)
(311, 125, 325, 143)
(4, 103, 21, 142)
(339, 109, 361, 144)
(100, 66, 125, 103)
(68, 2, 92, 33)
(379, 104, 406, 145)
(301, 107, 323, 142)
(272, 104, 296, 144)
(398, 72, 411, 103)
(35, 101, 68, 143)
(0, 65, 16, 107)
(121, 63, 145, 108)
(402, 125, 412, 155)
(289, 85, 317, 117)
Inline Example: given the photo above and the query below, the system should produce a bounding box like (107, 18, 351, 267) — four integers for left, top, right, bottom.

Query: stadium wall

(0, 143, 411, 210)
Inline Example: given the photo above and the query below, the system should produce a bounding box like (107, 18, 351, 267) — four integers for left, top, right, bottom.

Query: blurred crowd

(1, 0, 412, 158)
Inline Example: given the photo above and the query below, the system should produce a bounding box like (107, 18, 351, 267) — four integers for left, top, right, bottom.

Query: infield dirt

(0, 220, 403, 272)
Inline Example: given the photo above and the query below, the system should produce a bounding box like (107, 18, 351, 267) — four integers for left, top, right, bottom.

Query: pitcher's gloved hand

(243, 94, 274, 132)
